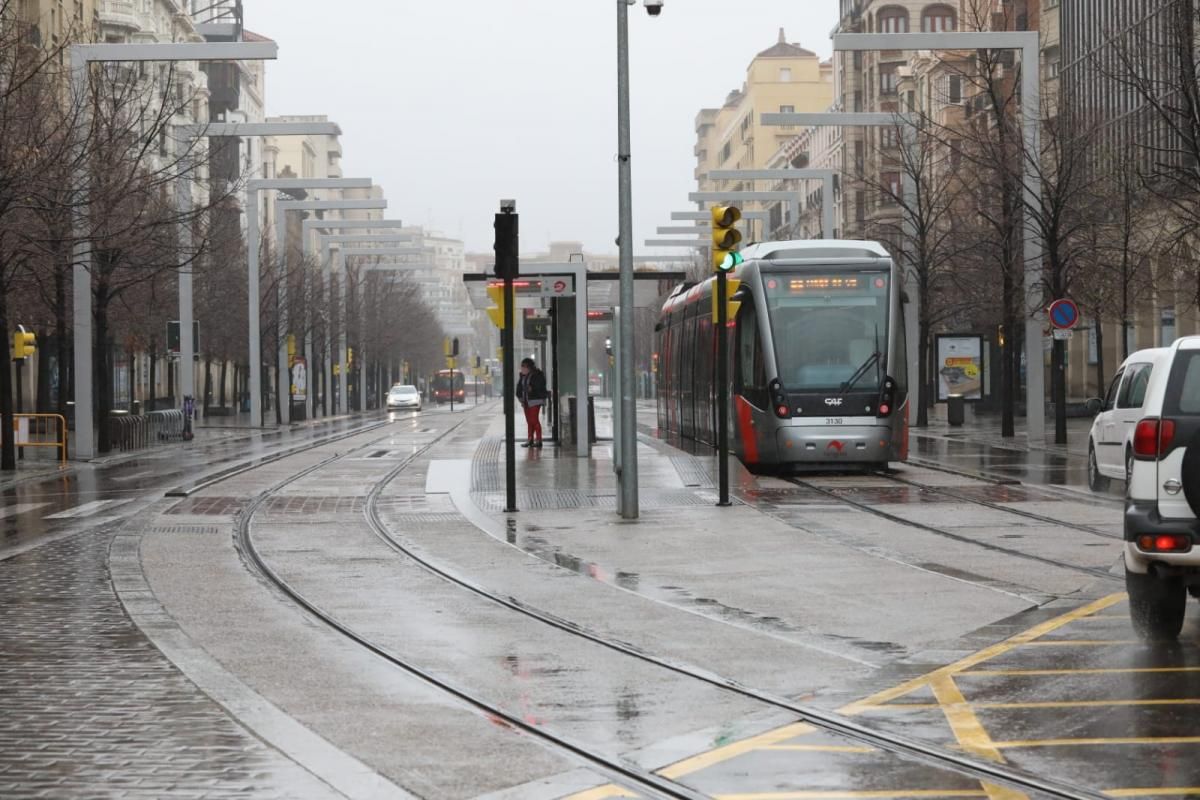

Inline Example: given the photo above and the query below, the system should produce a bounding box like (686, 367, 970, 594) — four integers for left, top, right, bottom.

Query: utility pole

(711, 206, 742, 507)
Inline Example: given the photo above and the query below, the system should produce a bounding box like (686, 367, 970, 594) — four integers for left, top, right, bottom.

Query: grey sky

(247, 1, 839, 256)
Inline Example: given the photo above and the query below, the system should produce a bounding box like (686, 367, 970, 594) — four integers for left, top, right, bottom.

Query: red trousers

(522, 403, 543, 441)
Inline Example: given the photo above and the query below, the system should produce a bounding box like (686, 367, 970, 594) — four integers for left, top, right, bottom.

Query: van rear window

(1165, 352, 1200, 415)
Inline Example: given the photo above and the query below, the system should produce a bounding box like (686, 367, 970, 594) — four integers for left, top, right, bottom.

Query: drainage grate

(263, 496, 365, 514)
(387, 512, 464, 525)
(472, 488, 726, 512)
(670, 456, 716, 489)
(149, 525, 222, 535)
(167, 497, 244, 515)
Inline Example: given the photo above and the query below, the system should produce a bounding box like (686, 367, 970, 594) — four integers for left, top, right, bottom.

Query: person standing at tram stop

(516, 357, 547, 448)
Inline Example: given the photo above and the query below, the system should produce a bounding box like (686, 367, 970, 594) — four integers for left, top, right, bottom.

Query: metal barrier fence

(2, 414, 69, 463)
(108, 410, 186, 453)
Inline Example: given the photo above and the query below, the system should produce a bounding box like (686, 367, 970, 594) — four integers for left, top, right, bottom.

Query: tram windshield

(762, 271, 890, 393)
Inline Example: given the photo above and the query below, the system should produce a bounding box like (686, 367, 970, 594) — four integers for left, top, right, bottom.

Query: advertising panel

(936, 335, 984, 401)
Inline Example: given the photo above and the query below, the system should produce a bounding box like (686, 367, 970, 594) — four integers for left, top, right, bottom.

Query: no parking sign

(1048, 298, 1080, 330)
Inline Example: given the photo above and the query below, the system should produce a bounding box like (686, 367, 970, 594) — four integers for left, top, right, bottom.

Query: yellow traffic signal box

(711, 205, 742, 271)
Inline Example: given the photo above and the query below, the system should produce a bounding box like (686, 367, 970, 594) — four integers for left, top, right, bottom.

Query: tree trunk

(219, 360, 228, 410)
(203, 357, 213, 416)
(1001, 275, 1016, 438)
(54, 254, 69, 416)
(0, 286, 17, 470)
(149, 349, 157, 411)
(917, 318, 931, 427)
(36, 331, 51, 413)
(1094, 315, 1105, 397)
(167, 353, 175, 408)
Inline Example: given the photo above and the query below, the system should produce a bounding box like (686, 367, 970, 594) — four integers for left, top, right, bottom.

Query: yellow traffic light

(710, 278, 742, 323)
(347, 348, 354, 367)
(486, 283, 506, 329)
(11, 326, 35, 361)
(711, 205, 743, 271)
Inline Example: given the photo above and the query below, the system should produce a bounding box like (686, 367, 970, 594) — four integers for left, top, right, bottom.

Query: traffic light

(444, 338, 460, 357)
(347, 347, 354, 367)
(452, 338, 460, 357)
(475, 355, 482, 369)
(10, 325, 35, 361)
(494, 209, 519, 279)
(486, 284, 506, 328)
(711, 278, 742, 323)
(711, 205, 743, 271)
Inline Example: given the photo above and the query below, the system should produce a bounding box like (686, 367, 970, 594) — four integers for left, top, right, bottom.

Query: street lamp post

(615, 0, 640, 519)
(69, 41, 277, 460)
(830, 31, 1044, 441)
(270, 198, 387, 424)
(242, 179, 376, 427)
(316, 235, 416, 415)
(337, 246, 425, 412)
(759, 112, 920, 402)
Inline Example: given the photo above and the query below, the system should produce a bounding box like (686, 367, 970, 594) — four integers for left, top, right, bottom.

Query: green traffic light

(718, 252, 744, 272)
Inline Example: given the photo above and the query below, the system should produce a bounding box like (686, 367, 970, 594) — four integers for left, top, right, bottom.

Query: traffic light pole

(496, 203, 519, 514)
(716, 272, 731, 506)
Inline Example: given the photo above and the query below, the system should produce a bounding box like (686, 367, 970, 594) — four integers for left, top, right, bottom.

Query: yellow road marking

(962, 667, 1200, 677)
(975, 699, 1200, 709)
(715, 791, 989, 800)
(1105, 789, 1200, 797)
(564, 787, 638, 799)
(759, 744, 876, 754)
(1019, 640, 1137, 646)
(928, 677, 1026, 800)
(840, 594, 1126, 715)
(991, 736, 1200, 749)
(658, 723, 818, 779)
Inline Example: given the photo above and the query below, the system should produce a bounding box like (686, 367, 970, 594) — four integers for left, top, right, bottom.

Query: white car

(1087, 346, 1168, 492)
(1121, 336, 1200, 639)
(386, 384, 422, 412)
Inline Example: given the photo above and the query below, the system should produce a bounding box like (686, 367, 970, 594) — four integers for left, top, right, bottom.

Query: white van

(1086, 347, 1169, 492)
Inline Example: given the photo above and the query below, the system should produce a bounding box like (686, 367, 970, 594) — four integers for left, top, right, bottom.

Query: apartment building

(694, 30, 833, 241)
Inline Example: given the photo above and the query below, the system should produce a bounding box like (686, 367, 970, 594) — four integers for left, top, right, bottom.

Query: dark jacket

(516, 368, 548, 405)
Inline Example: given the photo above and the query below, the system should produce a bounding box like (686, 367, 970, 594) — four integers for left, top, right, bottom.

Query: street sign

(1052, 328, 1074, 341)
(540, 276, 575, 298)
(1048, 298, 1080, 330)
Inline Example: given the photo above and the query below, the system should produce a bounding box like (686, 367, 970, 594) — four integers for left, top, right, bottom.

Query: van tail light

(878, 377, 896, 418)
(1137, 534, 1192, 553)
(1133, 418, 1177, 460)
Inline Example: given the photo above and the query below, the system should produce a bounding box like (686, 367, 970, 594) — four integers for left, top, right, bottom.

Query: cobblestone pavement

(0, 528, 340, 800)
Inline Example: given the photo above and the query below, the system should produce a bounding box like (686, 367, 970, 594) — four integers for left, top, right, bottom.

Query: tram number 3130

(825, 417, 844, 425)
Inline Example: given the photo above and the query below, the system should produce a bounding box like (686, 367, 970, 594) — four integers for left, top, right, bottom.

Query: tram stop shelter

(463, 265, 684, 458)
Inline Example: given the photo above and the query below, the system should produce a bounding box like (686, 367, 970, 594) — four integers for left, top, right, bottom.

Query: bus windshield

(762, 271, 890, 393)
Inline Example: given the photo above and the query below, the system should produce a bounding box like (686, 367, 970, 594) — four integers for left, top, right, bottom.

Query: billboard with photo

(936, 335, 984, 401)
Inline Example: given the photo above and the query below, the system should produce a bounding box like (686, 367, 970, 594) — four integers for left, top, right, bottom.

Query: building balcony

(98, 0, 143, 32)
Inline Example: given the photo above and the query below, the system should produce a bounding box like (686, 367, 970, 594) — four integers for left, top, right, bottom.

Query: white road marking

(44, 500, 122, 519)
(0, 503, 51, 520)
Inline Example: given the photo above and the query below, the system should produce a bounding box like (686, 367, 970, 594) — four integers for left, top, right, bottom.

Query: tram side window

(737, 302, 767, 406)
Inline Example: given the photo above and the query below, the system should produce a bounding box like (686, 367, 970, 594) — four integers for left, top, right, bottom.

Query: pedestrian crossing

(0, 499, 129, 523)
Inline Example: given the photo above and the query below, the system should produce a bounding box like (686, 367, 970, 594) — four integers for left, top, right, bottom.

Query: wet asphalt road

(0, 413, 397, 557)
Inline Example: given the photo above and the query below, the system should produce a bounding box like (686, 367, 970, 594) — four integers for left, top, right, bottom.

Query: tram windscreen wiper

(840, 350, 882, 395)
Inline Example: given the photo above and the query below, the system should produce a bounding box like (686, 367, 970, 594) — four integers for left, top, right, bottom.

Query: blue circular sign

(1049, 298, 1079, 330)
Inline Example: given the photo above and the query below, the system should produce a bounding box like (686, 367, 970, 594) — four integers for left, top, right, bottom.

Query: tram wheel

(1127, 568, 1186, 641)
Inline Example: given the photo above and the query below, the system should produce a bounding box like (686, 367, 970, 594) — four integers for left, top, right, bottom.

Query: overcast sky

(246, 1, 839, 255)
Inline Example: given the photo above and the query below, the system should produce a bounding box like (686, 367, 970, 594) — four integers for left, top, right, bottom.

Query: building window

(881, 68, 899, 95)
(779, 105, 795, 114)
(1162, 307, 1177, 345)
(720, 141, 732, 162)
(922, 5, 956, 32)
(1047, 58, 1060, 80)
(881, 126, 899, 148)
(779, 68, 792, 82)
(878, 8, 909, 33)
(882, 172, 902, 202)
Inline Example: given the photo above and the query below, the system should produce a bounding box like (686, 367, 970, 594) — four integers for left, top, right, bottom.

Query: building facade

(694, 30, 833, 242)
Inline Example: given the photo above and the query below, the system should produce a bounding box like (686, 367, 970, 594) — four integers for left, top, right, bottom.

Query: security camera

(644, 0, 663, 16)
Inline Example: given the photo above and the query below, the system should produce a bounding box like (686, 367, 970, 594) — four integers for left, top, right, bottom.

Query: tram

(432, 369, 466, 404)
(655, 240, 909, 471)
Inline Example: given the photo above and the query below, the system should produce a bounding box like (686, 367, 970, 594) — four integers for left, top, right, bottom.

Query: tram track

(215, 409, 1109, 800)
(783, 474, 1122, 584)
